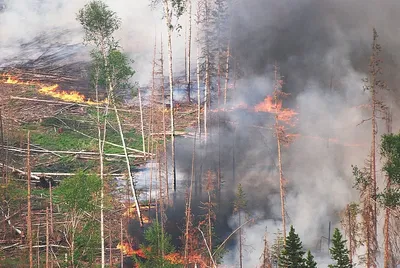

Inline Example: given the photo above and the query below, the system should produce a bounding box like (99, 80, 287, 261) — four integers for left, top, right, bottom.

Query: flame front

(254, 95, 297, 124)
(1, 74, 104, 105)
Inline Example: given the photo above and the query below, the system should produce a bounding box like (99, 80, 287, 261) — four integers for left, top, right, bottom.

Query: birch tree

(151, 0, 186, 192)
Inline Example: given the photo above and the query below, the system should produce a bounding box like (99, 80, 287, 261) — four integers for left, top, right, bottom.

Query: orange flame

(1, 74, 105, 105)
(254, 95, 297, 124)
(117, 242, 147, 258)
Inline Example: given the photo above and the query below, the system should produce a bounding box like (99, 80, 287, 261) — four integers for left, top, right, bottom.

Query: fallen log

(1, 145, 146, 158)
(10, 96, 139, 112)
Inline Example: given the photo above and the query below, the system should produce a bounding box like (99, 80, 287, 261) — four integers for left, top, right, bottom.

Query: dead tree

(260, 232, 273, 268)
(26, 132, 33, 268)
(341, 203, 361, 265)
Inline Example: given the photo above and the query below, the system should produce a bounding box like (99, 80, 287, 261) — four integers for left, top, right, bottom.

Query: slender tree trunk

(46, 207, 50, 268)
(184, 128, 196, 266)
(273, 67, 286, 242)
(384, 107, 392, 268)
(109, 220, 113, 267)
(37, 218, 40, 268)
(347, 205, 353, 265)
(239, 210, 243, 268)
(160, 38, 169, 201)
(94, 65, 106, 268)
(0, 109, 5, 182)
(187, 0, 192, 103)
(162, 0, 177, 192)
(138, 87, 146, 158)
(113, 105, 143, 226)
(384, 189, 390, 268)
(26, 131, 33, 268)
(49, 181, 54, 236)
(224, 38, 231, 105)
(120, 217, 124, 268)
(157, 145, 165, 258)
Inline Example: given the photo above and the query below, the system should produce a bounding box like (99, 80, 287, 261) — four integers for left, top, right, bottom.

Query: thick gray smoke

(1, 0, 400, 266)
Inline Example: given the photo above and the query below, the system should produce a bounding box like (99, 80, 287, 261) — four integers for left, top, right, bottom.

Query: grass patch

(30, 128, 97, 151)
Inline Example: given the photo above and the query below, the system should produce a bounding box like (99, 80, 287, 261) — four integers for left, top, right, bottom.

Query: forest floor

(0, 80, 200, 266)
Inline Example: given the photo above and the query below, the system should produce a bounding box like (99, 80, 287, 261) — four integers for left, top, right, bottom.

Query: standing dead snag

(260, 232, 273, 268)
(26, 131, 33, 268)
(354, 28, 388, 268)
(254, 65, 296, 242)
(340, 203, 361, 265)
(152, 0, 186, 192)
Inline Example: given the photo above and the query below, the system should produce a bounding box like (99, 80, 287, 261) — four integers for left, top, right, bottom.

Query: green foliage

(305, 250, 317, 268)
(279, 226, 305, 268)
(30, 128, 97, 151)
(328, 228, 352, 268)
(91, 48, 135, 100)
(352, 165, 371, 190)
(77, 0, 121, 47)
(74, 220, 101, 266)
(271, 230, 285, 265)
(135, 223, 183, 268)
(233, 183, 247, 213)
(54, 171, 101, 212)
(378, 133, 400, 207)
(381, 133, 400, 183)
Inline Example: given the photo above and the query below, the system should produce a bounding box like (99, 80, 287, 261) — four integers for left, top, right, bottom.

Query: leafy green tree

(55, 171, 101, 267)
(328, 228, 352, 268)
(135, 223, 183, 268)
(305, 250, 317, 268)
(279, 225, 305, 268)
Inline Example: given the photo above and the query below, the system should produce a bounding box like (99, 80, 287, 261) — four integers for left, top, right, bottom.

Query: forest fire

(254, 95, 297, 124)
(0, 73, 104, 105)
(117, 242, 207, 267)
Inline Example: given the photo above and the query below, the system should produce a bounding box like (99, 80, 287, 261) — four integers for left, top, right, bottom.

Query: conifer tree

(329, 228, 352, 268)
(279, 225, 305, 268)
(234, 183, 247, 268)
(305, 250, 317, 268)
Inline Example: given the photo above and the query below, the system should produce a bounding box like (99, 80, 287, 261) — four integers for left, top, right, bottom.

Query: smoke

(1, 0, 400, 266)
(0, 0, 192, 84)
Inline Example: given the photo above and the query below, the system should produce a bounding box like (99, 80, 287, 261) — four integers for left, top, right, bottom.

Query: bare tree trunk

(120, 217, 124, 268)
(109, 220, 113, 267)
(37, 218, 40, 268)
(113, 105, 143, 226)
(196, 4, 202, 140)
(384, 190, 390, 268)
(94, 65, 106, 268)
(384, 107, 392, 268)
(347, 205, 353, 265)
(160, 38, 169, 201)
(46, 207, 50, 268)
(187, 0, 192, 103)
(162, 0, 177, 192)
(157, 145, 166, 258)
(49, 181, 54, 236)
(26, 131, 33, 268)
(184, 128, 196, 266)
(224, 39, 231, 105)
(239, 209, 243, 268)
(0, 109, 5, 182)
(138, 87, 147, 158)
(273, 67, 287, 242)
(204, 0, 210, 143)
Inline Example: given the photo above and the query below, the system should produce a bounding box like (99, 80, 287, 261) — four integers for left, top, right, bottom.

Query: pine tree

(305, 250, 317, 268)
(234, 184, 247, 268)
(279, 225, 305, 268)
(329, 228, 352, 268)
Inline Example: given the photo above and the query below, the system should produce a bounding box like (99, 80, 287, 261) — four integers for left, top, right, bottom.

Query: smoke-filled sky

(1, 0, 400, 267)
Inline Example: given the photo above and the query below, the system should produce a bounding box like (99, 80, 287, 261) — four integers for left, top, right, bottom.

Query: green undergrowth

(17, 109, 144, 175)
